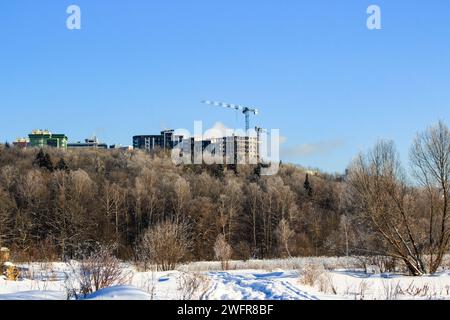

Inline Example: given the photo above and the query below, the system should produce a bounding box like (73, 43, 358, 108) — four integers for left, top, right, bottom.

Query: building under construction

(210, 135, 260, 165)
(133, 128, 261, 165)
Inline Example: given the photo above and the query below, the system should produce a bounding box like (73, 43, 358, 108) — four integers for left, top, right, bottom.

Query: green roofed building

(28, 130, 68, 149)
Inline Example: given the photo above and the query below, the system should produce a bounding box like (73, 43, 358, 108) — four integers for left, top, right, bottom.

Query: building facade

(211, 135, 259, 165)
(176, 135, 260, 165)
(134, 130, 260, 165)
(179, 138, 213, 164)
(133, 130, 183, 152)
(13, 138, 29, 148)
(28, 130, 68, 149)
(68, 137, 108, 149)
(110, 144, 134, 151)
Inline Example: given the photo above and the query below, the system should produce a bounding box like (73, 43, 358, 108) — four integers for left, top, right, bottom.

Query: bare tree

(348, 140, 426, 275)
(246, 183, 262, 256)
(214, 233, 232, 270)
(260, 177, 298, 257)
(0, 188, 15, 246)
(135, 168, 160, 230)
(0, 165, 17, 192)
(112, 184, 126, 246)
(276, 218, 294, 258)
(410, 121, 450, 273)
(340, 214, 350, 257)
(172, 177, 191, 225)
(223, 178, 243, 243)
(138, 220, 191, 271)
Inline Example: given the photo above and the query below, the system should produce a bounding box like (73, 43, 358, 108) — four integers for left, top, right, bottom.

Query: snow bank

(83, 286, 152, 300)
(0, 290, 66, 300)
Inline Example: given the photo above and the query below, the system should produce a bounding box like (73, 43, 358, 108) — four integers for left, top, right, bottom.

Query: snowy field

(1, 258, 450, 300)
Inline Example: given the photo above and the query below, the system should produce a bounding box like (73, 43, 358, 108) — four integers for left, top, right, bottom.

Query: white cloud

(203, 122, 231, 140)
(202, 122, 249, 140)
(281, 139, 345, 158)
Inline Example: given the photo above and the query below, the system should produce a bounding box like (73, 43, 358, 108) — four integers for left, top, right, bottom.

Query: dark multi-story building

(133, 130, 183, 152)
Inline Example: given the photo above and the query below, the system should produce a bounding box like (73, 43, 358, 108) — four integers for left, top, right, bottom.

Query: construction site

(133, 100, 269, 166)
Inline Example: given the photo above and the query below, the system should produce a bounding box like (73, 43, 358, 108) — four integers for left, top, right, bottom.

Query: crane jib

(202, 100, 259, 132)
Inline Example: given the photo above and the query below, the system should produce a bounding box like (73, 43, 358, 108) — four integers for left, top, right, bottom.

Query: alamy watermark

(367, 5, 382, 30)
(65, 5, 380, 31)
(66, 5, 81, 30)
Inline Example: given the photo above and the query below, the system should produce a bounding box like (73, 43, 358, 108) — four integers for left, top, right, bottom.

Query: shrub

(298, 263, 325, 287)
(177, 272, 210, 300)
(64, 244, 132, 299)
(316, 273, 337, 295)
(138, 220, 191, 271)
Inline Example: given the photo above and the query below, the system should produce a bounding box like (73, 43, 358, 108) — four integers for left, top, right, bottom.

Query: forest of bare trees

(0, 121, 449, 275)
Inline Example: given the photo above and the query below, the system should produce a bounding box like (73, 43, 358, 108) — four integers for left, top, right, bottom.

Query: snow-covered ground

(1, 259, 450, 300)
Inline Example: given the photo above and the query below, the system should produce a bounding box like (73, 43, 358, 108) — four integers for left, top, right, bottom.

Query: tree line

(0, 121, 449, 275)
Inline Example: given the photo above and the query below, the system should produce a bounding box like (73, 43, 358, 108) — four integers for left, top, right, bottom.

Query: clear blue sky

(1, 0, 449, 173)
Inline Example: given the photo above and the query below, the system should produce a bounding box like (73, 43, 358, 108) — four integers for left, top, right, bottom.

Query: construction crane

(202, 100, 259, 132)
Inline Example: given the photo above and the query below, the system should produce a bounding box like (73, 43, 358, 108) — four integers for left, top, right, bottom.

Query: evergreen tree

(253, 164, 262, 178)
(34, 149, 54, 172)
(34, 149, 45, 164)
(55, 158, 70, 172)
(304, 173, 313, 197)
(4, 141, 10, 149)
(210, 164, 224, 179)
